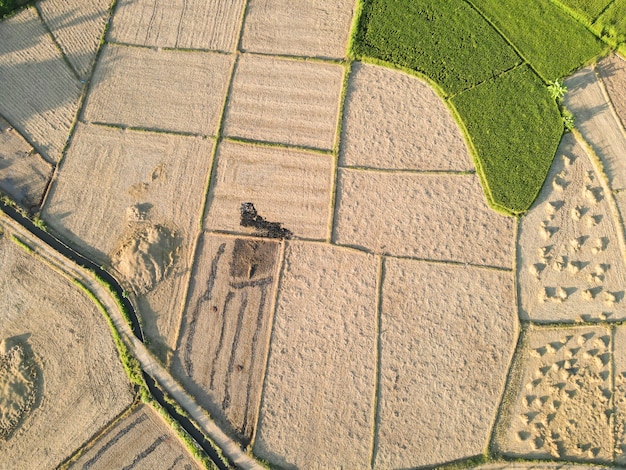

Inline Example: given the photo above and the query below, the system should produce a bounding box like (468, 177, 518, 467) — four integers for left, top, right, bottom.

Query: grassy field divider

(10, 234, 33, 252)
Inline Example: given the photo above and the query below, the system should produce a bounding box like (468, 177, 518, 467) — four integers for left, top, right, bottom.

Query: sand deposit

(340, 62, 473, 170)
(564, 66, 626, 190)
(518, 133, 626, 322)
(109, 0, 245, 53)
(70, 405, 200, 469)
(240, 0, 354, 59)
(597, 54, 626, 130)
(375, 258, 517, 468)
(497, 326, 613, 461)
(173, 234, 281, 443)
(0, 228, 133, 468)
(37, 0, 112, 79)
(0, 117, 53, 210)
(333, 169, 515, 267)
(254, 242, 377, 469)
(42, 124, 213, 355)
(83, 44, 232, 135)
(204, 140, 334, 240)
(0, 340, 38, 441)
(223, 54, 344, 150)
(0, 8, 83, 163)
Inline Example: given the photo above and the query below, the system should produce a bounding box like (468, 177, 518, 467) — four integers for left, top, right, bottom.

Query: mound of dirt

(112, 224, 180, 295)
(0, 339, 38, 440)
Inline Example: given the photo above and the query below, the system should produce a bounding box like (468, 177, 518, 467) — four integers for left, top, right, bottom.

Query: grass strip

(353, 0, 520, 95)
(469, 0, 607, 82)
(451, 66, 563, 214)
(552, 0, 613, 23)
(10, 234, 33, 252)
(594, 0, 626, 46)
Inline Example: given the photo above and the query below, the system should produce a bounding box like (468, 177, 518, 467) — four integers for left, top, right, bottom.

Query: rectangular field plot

(173, 234, 281, 443)
(354, 0, 520, 94)
(470, 0, 606, 81)
(240, 0, 354, 59)
(42, 124, 214, 355)
(0, 8, 83, 162)
(333, 170, 515, 268)
(223, 54, 344, 150)
(70, 405, 200, 469)
(109, 0, 245, 52)
(0, 227, 134, 468)
(83, 45, 232, 135)
(38, 0, 112, 79)
(254, 241, 377, 469)
(0, 117, 53, 210)
(204, 140, 334, 240)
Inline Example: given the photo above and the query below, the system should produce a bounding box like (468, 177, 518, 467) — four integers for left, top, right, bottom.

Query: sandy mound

(112, 224, 180, 295)
(0, 339, 38, 440)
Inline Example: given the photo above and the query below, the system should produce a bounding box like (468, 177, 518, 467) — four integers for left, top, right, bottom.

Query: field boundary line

(248, 240, 286, 450)
(223, 136, 333, 155)
(339, 165, 477, 175)
(238, 49, 346, 65)
(447, 62, 524, 99)
(87, 120, 211, 139)
(369, 255, 384, 469)
(593, 64, 626, 141)
(204, 228, 327, 244)
(106, 39, 233, 56)
(0, 111, 53, 173)
(32, 5, 82, 81)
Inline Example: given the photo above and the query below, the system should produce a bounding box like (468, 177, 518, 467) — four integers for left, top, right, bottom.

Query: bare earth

(0, 228, 133, 468)
(254, 242, 378, 469)
(564, 66, 626, 190)
(597, 53, 626, 130)
(497, 326, 613, 461)
(376, 258, 517, 468)
(223, 54, 344, 150)
(204, 140, 334, 240)
(0, 117, 52, 210)
(614, 327, 626, 463)
(83, 44, 233, 135)
(173, 233, 281, 443)
(240, 0, 355, 59)
(37, 0, 112, 79)
(334, 169, 515, 267)
(518, 133, 626, 322)
(108, 0, 246, 53)
(0, 8, 82, 163)
(70, 404, 200, 469)
(340, 62, 474, 171)
(42, 123, 214, 355)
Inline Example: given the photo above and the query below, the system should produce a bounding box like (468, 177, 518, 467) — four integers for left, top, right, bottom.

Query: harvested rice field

(0, 223, 133, 468)
(37, 0, 112, 79)
(83, 45, 233, 136)
(42, 124, 214, 356)
(0, 8, 83, 163)
(5, 0, 626, 468)
(240, 0, 355, 59)
(0, 117, 53, 210)
(69, 404, 200, 469)
(173, 233, 281, 443)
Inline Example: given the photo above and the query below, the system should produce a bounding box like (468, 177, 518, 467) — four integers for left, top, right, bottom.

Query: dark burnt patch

(240, 202, 293, 239)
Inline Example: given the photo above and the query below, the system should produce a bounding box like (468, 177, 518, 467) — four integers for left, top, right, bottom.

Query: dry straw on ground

(70, 404, 200, 469)
(0, 229, 133, 468)
(340, 62, 473, 171)
(597, 53, 626, 131)
(0, 8, 82, 163)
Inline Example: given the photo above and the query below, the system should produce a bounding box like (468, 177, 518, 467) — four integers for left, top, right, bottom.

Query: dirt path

(0, 207, 262, 470)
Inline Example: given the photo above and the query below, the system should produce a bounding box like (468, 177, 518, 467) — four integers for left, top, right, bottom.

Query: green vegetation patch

(553, 0, 612, 23)
(469, 0, 607, 81)
(451, 66, 563, 214)
(354, 0, 520, 94)
(594, 0, 626, 45)
(0, 0, 30, 18)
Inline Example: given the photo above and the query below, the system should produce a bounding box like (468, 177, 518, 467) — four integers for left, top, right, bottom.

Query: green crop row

(353, 0, 521, 95)
(451, 66, 563, 213)
(469, 0, 606, 81)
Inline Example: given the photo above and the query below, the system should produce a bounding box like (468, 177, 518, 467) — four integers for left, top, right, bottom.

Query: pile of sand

(0, 339, 38, 440)
(112, 224, 180, 295)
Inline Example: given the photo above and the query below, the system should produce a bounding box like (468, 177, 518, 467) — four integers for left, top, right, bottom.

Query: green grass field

(553, 0, 612, 23)
(353, 0, 615, 214)
(0, 0, 29, 18)
(470, 0, 606, 81)
(451, 66, 563, 213)
(354, 0, 520, 95)
(594, 0, 626, 45)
